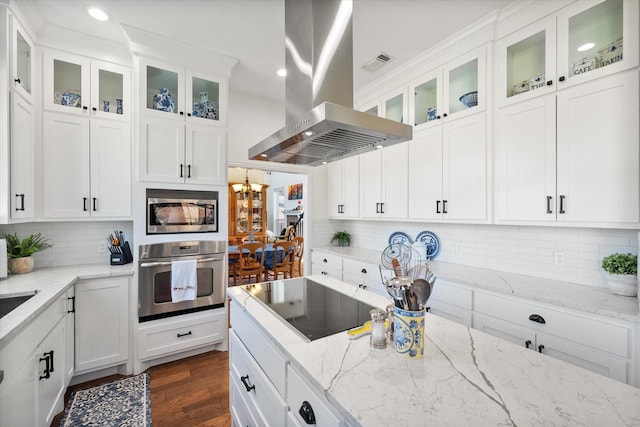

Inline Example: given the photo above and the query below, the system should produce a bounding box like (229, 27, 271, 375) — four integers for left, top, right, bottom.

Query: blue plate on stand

(415, 231, 439, 258)
(388, 231, 412, 246)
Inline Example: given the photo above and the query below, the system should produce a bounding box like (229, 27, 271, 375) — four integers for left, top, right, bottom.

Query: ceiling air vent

(362, 52, 394, 72)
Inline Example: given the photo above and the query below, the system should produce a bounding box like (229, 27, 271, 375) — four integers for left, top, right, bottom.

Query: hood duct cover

(248, 0, 412, 166)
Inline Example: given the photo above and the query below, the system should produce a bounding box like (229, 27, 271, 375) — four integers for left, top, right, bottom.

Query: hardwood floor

(51, 350, 231, 427)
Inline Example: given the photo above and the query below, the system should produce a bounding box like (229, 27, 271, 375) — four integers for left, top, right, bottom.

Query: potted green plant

(601, 253, 638, 296)
(2, 232, 53, 274)
(331, 231, 351, 247)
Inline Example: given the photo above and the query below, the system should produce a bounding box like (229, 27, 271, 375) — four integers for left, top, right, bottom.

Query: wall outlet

(553, 251, 565, 267)
(98, 241, 107, 253)
(455, 241, 463, 253)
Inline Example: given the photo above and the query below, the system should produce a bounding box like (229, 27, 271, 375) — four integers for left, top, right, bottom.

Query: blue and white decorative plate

(388, 231, 412, 246)
(415, 230, 439, 258)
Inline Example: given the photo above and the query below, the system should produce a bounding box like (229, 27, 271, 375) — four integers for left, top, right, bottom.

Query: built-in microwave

(147, 189, 218, 234)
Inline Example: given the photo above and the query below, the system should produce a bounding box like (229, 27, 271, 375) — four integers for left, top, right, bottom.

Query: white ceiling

(18, 0, 513, 102)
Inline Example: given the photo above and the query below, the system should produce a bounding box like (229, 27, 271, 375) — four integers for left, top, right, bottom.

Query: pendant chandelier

(232, 169, 263, 194)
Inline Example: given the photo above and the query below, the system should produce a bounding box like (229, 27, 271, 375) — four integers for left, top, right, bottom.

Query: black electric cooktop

(241, 277, 376, 342)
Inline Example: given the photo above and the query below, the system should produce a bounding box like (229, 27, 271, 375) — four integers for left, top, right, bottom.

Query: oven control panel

(170, 245, 200, 256)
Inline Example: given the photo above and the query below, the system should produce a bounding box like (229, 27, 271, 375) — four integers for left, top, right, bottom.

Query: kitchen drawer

(342, 273, 386, 297)
(138, 309, 226, 361)
(342, 258, 378, 278)
(311, 263, 342, 280)
(474, 291, 631, 358)
(230, 301, 288, 396)
(230, 332, 287, 426)
(428, 301, 472, 327)
(311, 250, 343, 271)
(230, 363, 262, 427)
(429, 280, 473, 310)
(287, 364, 341, 427)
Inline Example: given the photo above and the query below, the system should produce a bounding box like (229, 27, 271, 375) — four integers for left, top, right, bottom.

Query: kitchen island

(227, 275, 640, 426)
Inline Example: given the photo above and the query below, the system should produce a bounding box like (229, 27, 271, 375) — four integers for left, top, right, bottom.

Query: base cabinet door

(38, 317, 66, 427)
(75, 277, 129, 373)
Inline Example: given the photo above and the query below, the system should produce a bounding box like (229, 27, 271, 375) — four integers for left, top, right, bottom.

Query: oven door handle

(140, 257, 223, 268)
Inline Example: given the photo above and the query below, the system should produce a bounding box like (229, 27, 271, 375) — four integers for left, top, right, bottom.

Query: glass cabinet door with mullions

(189, 74, 220, 122)
(12, 19, 33, 100)
(145, 64, 182, 115)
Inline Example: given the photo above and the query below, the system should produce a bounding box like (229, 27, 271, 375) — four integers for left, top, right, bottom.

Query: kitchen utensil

(380, 243, 412, 276)
(411, 278, 432, 310)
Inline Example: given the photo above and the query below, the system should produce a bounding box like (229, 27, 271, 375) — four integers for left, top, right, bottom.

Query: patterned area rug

(59, 373, 151, 426)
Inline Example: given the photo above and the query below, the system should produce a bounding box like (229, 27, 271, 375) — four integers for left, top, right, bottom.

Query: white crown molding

(121, 23, 238, 78)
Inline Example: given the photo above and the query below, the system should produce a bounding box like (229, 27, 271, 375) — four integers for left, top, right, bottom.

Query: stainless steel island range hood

(248, 0, 412, 166)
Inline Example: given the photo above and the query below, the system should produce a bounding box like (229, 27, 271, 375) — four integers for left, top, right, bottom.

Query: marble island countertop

(228, 275, 640, 427)
(314, 246, 640, 323)
(0, 264, 134, 349)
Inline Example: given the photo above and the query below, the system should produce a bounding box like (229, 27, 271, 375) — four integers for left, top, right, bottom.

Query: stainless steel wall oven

(147, 188, 218, 234)
(138, 241, 226, 322)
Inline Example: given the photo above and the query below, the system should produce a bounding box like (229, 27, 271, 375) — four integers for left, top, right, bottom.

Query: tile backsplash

(0, 221, 133, 269)
(322, 220, 639, 289)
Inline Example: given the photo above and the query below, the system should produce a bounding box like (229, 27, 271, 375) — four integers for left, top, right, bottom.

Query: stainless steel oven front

(138, 240, 226, 322)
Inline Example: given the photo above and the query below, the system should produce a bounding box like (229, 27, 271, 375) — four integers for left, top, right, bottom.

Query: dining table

(228, 244, 285, 271)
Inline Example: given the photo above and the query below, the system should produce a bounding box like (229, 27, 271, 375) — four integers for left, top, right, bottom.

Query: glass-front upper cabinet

(380, 87, 407, 123)
(497, 0, 638, 105)
(496, 16, 556, 107)
(358, 98, 381, 116)
(91, 61, 131, 121)
(411, 46, 486, 129)
(557, 0, 638, 87)
(11, 18, 33, 101)
(43, 50, 91, 115)
(140, 58, 224, 125)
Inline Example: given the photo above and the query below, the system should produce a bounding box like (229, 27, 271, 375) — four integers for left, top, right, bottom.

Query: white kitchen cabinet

(496, 70, 639, 226)
(426, 279, 473, 326)
(327, 156, 360, 218)
(0, 292, 68, 427)
(10, 91, 34, 219)
(342, 258, 387, 297)
(411, 46, 486, 129)
(74, 277, 129, 373)
(496, 0, 638, 107)
(473, 291, 633, 384)
(138, 309, 227, 361)
(64, 286, 75, 385)
(10, 14, 33, 102)
(360, 143, 409, 219)
(359, 85, 408, 124)
(43, 49, 131, 121)
(139, 118, 226, 185)
(42, 112, 131, 218)
(409, 113, 488, 221)
(311, 250, 342, 280)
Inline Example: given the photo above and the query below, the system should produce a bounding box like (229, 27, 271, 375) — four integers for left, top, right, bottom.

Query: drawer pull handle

(177, 331, 192, 338)
(361, 268, 367, 274)
(538, 344, 545, 353)
(322, 258, 327, 263)
(299, 400, 317, 425)
(525, 340, 531, 349)
(528, 314, 546, 324)
(240, 375, 255, 392)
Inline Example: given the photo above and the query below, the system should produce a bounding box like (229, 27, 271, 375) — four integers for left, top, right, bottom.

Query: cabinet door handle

(525, 340, 532, 349)
(240, 375, 255, 392)
(187, 164, 191, 178)
(82, 106, 88, 110)
(177, 331, 192, 338)
(39, 351, 53, 380)
(83, 197, 88, 211)
(299, 401, 317, 425)
(559, 76, 566, 82)
(380, 202, 384, 214)
(92, 197, 97, 211)
(546, 196, 553, 214)
(528, 314, 546, 324)
(559, 195, 566, 214)
(14, 78, 21, 83)
(546, 80, 553, 86)
(361, 268, 367, 274)
(442, 200, 448, 214)
(436, 115, 441, 120)
(67, 296, 75, 313)
(375, 202, 380, 213)
(187, 112, 191, 117)
(538, 344, 545, 353)
(436, 200, 441, 214)
(92, 107, 97, 111)
(443, 113, 448, 117)
(180, 164, 184, 178)
(179, 111, 184, 116)
(15, 194, 25, 211)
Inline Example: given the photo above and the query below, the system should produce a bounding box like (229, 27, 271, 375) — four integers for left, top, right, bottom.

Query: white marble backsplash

(326, 221, 639, 289)
(0, 221, 133, 269)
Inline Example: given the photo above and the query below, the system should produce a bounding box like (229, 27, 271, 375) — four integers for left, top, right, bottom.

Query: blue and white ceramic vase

(116, 98, 123, 115)
(102, 100, 110, 112)
(393, 306, 426, 359)
(153, 88, 175, 112)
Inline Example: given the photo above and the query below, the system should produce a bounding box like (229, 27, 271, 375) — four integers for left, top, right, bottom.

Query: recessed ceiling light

(87, 7, 109, 21)
(276, 68, 287, 77)
(577, 42, 595, 52)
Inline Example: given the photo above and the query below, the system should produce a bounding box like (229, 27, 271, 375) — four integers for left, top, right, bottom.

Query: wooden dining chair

(266, 241, 296, 281)
(292, 236, 304, 277)
(233, 242, 266, 285)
